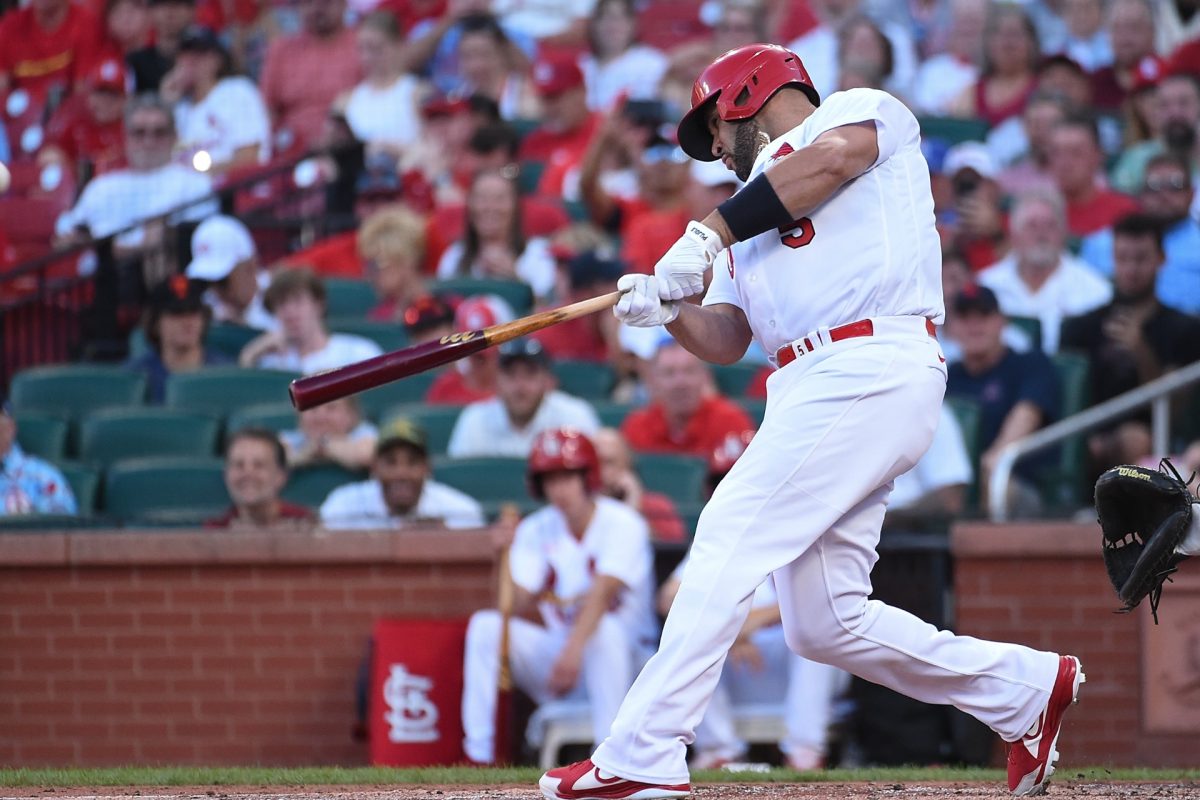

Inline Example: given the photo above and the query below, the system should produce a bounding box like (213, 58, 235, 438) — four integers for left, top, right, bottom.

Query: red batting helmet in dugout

(677, 43, 821, 162)
(527, 428, 602, 499)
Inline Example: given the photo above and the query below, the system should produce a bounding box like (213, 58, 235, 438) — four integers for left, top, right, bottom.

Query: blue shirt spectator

(1080, 155, 1200, 316)
(1, 406, 76, 515)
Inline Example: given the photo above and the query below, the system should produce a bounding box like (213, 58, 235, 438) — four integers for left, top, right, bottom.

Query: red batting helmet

(676, 43, 820, 162)
(527, 428, 602, 499)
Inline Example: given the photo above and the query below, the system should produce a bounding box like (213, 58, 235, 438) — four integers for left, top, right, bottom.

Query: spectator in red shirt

(534, 250, 623, 363)
(357, 205, 428, 324)
(1049, 115, 1139, 237)
(593, 427, 686, 543)
(426, 294, 514, 405)
(1090, 0, 1158, 112)
(617, 143, 692, 274)
(621, 341, 753, 457)
(207, 427, 316, 530)
(706, 428, 754, 497)
(0, 0, 103, 101)
(259, 0, 361, 149)
(127, 0, 195, 92)
(41, 56, 128, 180)
(520, 53, 600, 199)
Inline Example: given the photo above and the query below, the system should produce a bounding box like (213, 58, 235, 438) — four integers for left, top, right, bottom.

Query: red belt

(775, 318, 937, 367)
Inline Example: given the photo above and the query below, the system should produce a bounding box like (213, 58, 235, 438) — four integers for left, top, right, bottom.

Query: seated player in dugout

(460, 428, 659, 764)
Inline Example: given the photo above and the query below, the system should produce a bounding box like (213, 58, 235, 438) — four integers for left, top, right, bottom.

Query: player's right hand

(613, 274, 679, 327)
(654, 220, 723, 300)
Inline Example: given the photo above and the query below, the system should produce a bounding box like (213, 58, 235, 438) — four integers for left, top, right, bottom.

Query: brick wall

(0, 529, 495, 766)
(5, 524, 1197, 767)
(952, 521, 1199, 767)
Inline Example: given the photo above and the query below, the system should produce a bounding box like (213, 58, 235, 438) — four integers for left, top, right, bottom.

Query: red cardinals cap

(454, 294, 515, 331)
(403, 294, 455, 333)
(531, 55, 585, 98)
(421, 92, 470, 118)
(709, 430, 755, 477)
(527, 427, 601, 498)
(1131, 55, 1166, 92)
(87, 58, 128, 94)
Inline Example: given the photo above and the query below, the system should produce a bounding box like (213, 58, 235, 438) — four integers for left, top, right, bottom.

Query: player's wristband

(717, 172, 794, 243)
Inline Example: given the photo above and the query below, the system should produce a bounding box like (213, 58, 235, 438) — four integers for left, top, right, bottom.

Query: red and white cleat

(539, 759, 691, 800)
(1007, 655, 1086, 796)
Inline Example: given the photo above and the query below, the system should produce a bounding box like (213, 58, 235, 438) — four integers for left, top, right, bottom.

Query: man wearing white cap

(940, 141, 1008, 273)
(185, 215, 277, 331)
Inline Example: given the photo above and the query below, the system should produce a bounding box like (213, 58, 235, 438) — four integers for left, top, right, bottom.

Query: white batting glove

(654, 220, 724, 301)
(613, 274, 679, 327)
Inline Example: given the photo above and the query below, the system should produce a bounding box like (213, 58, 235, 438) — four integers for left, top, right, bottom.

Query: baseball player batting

(539, 44, 1083, 800)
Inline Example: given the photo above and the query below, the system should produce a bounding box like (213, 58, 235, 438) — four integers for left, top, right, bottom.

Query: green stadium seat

(103, 456, 228, 522)
(433, 457, 529, 502)
(518, 160, 546, 195)
(327, 317, 408, 352)
(553, 360, 615, 400)
(675, 501, 706, 540)
(944, 396, 982, 508)
(282, 463, 366, 509)
(917, 116, 990, 147)
(10, 366, 147, 418)
(1009, 316, 1043, 351)
(564, 199, 591, 222)
(510, 117, 541, 141)
(205, 323, 261, 360)
(56, 461, 100, 514)
(15, 414, 69, 460)
(324, 278, 378, 318)
(593, 402, 634, 429)
(429, 277, 534, 316)
(226, 403, 298, 436)
(738, 398, 766, 427)
(712, 362, 762, 398)
(382, 404, 463, 455)
(78, 408, 220, 467)
(165, 367, 300, 416)
(127, 327, 150, 359)
(357, 372, 439, 421)
(634, 453, 708, 504)
(479, 497, 542, 521)
(1046, 352, 1091, 509)
(0, 513, 106, 530)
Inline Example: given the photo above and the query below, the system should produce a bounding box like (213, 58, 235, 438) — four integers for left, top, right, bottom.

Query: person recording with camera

(938, 142, 1009, 273)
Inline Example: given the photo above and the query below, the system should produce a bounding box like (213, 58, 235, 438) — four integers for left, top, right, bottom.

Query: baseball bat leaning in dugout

(288, 290, 622, 410)
(493, 503, 520, 764)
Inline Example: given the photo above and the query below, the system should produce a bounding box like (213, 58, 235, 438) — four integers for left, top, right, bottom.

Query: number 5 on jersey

(778, 217, 815, 249)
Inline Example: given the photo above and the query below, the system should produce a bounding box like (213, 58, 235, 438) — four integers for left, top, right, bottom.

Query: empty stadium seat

(324, 278, 378, 318)
(592, 401, 634, 429)
(282, 463, 366, 509)
(712, 362, 762, 398)
(1009, 316, 1043, 351)
(78, 408, 220, 466)
(356, 372, 439, 421)
(15, 414, 68, 460)
(56, 460, 100, 514)
(103, 456, 228, 522)
(165, 367, 300, 416)
(738, 398, 766, 427)
(226, 403, 298, 435)
(432, 457, 528, 502)
(917, 116, 990, 147)
(944, 396, 983, 508)
(552, 360, 615, 400)
(634, 453, 708, 504)
(10, 366, 147, 419)
(429, 277, 534, 316)
(1047, 352, 1091, 508)
(327, 317, 408, 352)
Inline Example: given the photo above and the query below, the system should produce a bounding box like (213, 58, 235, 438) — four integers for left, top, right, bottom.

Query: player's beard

(731, 120, 770, 181)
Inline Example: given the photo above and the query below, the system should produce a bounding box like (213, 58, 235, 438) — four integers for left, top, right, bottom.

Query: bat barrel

(288, 333, 488, 410)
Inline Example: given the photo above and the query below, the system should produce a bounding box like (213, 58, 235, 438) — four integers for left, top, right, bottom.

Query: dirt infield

(2, 783, 1197, 800)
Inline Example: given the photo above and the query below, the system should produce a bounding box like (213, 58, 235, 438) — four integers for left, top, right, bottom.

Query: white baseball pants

(592, 322, 1062, 783)
(694, 625, 850, 763)
(461, 609, 634, 764)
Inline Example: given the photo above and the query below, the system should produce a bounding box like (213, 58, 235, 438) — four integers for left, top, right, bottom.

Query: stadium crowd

(3, 0, 1200, 770)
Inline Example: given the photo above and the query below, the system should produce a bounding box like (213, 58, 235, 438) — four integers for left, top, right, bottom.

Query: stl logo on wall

(383, 664, 439, 743)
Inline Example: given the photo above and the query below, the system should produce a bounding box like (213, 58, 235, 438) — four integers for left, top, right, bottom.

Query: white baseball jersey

(703, 88, 944, 356)
(509, 495, 657, 648)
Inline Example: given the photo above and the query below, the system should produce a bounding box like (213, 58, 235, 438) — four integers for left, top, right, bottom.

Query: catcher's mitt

(1095, 459, 1194, 623)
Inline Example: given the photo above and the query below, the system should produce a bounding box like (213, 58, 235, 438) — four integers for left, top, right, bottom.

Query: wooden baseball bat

(493, 505, 518, 765)
(289, 290, 622, 410)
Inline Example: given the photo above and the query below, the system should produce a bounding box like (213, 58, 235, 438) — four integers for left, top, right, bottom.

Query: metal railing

(988, 359, 1200, 521)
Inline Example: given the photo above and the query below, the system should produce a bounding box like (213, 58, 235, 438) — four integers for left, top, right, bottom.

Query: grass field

(3, 766, 1199, 788)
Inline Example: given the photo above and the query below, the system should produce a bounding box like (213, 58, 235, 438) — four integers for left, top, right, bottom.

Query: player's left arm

(702, 122, 880, 248)
(547, 574, 626, 695)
